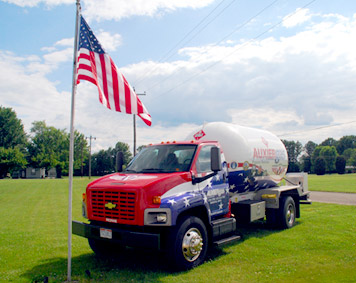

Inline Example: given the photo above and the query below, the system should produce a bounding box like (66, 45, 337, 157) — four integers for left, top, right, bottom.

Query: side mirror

(192, 146, 222, 185)
(116, 151, 124, 172)
(211, 146, 222, 172)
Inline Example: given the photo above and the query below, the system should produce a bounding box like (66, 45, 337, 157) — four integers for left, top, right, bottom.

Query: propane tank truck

(73, 122, 310, 270)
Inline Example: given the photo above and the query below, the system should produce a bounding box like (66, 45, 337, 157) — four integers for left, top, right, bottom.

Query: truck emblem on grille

(105, 202, 116, 209)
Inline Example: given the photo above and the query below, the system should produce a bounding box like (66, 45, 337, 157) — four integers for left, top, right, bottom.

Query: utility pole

(87, 135, 96, 179)
(133, 90, 146, 156)
(80, 139, 84, 177)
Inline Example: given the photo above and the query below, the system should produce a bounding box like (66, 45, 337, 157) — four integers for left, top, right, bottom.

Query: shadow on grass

(22, 222, 290, 282)
(236, 218, 303, 240)
(22, 246, 227, 282)
(236, 221, 280, 239)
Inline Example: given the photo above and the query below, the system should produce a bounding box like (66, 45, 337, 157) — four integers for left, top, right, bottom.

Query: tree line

(1, 106, 355, 178)
(282, 136, 356, 175)
(0, 106, 132, 178)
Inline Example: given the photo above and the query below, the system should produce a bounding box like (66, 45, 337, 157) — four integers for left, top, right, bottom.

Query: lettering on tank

(253, 148, 276, 160)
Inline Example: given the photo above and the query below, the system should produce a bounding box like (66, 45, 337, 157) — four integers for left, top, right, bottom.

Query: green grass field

(308, 173, 356, 193)
(0, 175, 355, 282)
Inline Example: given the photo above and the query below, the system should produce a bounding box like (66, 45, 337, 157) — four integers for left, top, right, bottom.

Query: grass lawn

(308, 173, 356, 193)
(0, 177, 355, 282)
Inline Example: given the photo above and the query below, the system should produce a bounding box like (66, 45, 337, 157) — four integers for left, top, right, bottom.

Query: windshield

(125, 144, 197, 173)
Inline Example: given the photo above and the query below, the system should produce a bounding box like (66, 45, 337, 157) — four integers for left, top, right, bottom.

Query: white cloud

(71, 83, 200, 152)
(227, 108, 303, 131)
(42, 48, 72, 69)
(0, 48, 196, 153)
(282, 8, 312, 28)
(2, 0, 215, 20)
(55, 37, 73, 47)
(96, 30, 122, 52)
(0, 50, 70, 135)
(2, 9, 356, 152)
(83, 0, 215, 21)
(127, 11, 356, 144)
(1, 0, 72, 7)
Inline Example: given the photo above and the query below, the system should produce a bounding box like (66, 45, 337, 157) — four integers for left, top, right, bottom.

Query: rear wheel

(169, 216, 208, 270)
(278, 196, 296, 229)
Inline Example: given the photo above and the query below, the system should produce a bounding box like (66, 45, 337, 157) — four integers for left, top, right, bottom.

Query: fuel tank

(186, 122, 288, 193)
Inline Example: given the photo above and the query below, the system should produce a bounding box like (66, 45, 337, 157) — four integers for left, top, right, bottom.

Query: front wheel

(169, 216, 208, 270)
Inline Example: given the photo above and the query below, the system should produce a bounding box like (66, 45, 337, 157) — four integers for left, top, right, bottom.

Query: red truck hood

(87, 172, 192, 195)
(86, 172, 192, 226)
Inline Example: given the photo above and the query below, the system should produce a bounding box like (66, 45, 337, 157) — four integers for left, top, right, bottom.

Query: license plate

(100, 228, 112, 239)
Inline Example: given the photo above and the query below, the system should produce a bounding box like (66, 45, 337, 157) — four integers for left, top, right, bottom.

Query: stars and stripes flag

(76, 15, 152, 126)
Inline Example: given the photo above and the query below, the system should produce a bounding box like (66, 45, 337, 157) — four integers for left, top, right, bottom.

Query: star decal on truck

(168, 199, 177, 206)
(183, 197, 190, 207)
(203, 194, 208, 204)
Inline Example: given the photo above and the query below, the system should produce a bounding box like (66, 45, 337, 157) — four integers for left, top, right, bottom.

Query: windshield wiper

(123, 169, 137, 173)
(141, 168, 166, 173)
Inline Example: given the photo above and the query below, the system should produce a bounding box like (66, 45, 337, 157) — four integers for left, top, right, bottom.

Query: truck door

(195, 145, 229, 217)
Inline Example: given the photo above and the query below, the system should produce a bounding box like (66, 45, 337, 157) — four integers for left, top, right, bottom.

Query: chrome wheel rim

(182, 228, 203, 262)
(287, 203, 295, 226)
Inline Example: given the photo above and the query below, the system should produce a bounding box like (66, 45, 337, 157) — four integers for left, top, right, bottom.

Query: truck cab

(73, 140, 238, 270)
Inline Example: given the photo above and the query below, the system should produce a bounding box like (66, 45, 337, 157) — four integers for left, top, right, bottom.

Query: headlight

(156, 213, 167, 222)
(144, 208, 171, 226)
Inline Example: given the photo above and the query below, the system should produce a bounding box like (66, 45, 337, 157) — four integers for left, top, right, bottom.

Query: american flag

(76, 16, 152, 126)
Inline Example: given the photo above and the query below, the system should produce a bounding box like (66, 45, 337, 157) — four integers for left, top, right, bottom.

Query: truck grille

(90, 190, 136, 223)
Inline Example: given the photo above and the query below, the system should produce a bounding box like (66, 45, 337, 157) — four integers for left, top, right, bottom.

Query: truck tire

(278, 196, 296, 229)
(169, 216, 208, 270)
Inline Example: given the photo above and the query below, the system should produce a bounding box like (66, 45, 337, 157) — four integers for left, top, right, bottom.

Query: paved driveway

(310, 191, 356, 206)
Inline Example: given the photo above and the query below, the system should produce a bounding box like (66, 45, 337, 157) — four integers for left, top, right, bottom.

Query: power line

(278, 120, 356, 138)
(144, 0, 280, 93)
(133, 0, 236, 87)
(150, 0, 316, 99)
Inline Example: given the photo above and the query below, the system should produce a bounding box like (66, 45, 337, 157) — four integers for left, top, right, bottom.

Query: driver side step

(213, 234, 241, 247)
(211, 217, 241, 246)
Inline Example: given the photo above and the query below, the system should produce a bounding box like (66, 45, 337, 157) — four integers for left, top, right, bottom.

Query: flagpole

(68, 0, 81, 281)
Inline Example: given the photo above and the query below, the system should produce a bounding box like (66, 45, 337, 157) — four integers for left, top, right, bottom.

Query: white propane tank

(186, 122, 288, 194)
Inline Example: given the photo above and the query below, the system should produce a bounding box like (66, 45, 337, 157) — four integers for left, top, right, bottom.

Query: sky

(1, 0, 356, 153)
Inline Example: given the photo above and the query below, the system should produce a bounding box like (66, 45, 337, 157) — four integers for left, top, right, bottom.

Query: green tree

(73, 132, 89, 176)
(311, 146, 323, 170)
(342, 148, 355, 161)
(0, 106, 27, 149)
(301, 155, 312, 173)
(300, 141, 317, 173)
(28, 121, 68, 174)
(281, 140, 302, 172)
(314, 157, 326, 175)
(28, 121, 88, 176)
(137, 145, 147, 153)
(0, 147, 27, 178)
(91, 149, 113, 176)
(112, 141, 132, 168)
(320, 137, 337, 147)
(91, 141, 132, 176)
(336, 135, 356, 155)
(304, 141, 317, 157)
(347, 149, 356, 169)
(320, 146, 337, 173)
(335, 156, 346, 174)
(0, 107, 27, 177)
